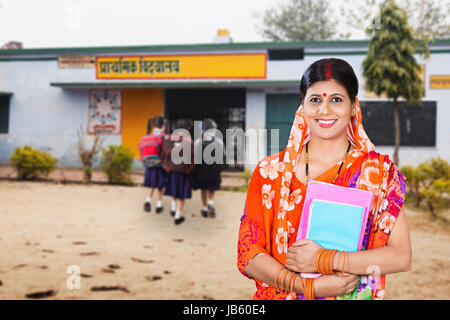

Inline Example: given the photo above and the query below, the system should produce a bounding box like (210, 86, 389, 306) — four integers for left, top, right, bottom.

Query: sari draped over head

(237, 98, 406, 300)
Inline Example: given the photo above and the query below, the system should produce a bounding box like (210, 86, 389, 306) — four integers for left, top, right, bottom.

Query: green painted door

(266, 94, 300, 156)
(0, 95, 11, 134)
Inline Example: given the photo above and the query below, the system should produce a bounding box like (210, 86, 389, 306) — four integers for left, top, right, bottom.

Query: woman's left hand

(285, 239, 322, 273)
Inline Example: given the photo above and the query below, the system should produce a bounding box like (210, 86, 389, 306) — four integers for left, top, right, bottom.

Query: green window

(0, 94, 11, 134)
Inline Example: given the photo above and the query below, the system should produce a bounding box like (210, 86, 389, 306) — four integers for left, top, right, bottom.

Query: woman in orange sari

(237, 58, 411, 300)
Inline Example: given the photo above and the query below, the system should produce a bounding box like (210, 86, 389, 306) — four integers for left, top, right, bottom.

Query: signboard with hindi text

(430, 75, 450, 89)
(96, 53, 267, 80)
(58, 56, 95, 68)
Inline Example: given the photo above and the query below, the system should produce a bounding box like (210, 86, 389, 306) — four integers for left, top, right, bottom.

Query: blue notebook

(306, 199, 365, 252)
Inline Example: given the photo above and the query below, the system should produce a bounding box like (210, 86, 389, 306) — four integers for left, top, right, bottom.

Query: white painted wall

(0, 60, 120, 167)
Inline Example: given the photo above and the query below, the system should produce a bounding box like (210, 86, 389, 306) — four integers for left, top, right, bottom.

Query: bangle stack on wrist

(315, 248, 338, 275)
(274, 267, 302, 297)
(275, 249, 347, 300)
(305, 278, 315, 300)
(299, 276, 315, 300)
(275, 268, 316, 300)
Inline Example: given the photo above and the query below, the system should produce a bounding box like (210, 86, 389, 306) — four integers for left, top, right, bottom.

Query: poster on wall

(58, 55, 95, 68)
(88, 89, 122, 135)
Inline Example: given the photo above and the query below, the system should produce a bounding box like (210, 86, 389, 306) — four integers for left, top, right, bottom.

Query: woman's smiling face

(302, 79, 356, 141)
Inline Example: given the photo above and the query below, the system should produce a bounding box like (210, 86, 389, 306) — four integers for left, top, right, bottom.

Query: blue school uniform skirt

(163, 171, 192, 199)
(191, 178, 221, 191)
(143, 167, 167, 189)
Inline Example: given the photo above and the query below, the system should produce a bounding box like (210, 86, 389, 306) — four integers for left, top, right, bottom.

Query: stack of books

(296, 180, 374, 279)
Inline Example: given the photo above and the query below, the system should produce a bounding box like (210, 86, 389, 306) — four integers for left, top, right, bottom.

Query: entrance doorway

(165, 88, 246, 171)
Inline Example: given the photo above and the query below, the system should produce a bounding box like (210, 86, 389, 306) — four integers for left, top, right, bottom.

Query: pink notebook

(296, 180, 374, 278)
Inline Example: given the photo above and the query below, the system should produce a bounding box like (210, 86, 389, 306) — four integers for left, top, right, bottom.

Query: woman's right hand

(313, 273, 360, 298)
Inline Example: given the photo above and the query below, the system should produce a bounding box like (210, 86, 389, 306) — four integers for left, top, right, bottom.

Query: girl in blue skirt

(162, 119, 195, 225)
(192, 119, 225, 218)
(138, 116, 167, 213)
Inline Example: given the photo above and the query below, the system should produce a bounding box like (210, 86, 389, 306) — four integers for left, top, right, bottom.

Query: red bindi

(322, 93, 327, 97)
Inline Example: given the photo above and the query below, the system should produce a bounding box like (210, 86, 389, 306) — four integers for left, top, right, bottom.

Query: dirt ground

(0, 168, 449, 300)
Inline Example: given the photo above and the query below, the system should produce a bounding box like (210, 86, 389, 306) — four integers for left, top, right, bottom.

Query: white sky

(0, 0, 357, 49)
(0, 0, 275, 48)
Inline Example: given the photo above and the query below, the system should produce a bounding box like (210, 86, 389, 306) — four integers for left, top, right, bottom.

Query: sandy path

(384, 208, 450, 299)
(0, 180, 448, 299)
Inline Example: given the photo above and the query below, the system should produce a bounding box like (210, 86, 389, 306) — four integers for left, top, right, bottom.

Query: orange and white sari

(237, 98, 406, 300)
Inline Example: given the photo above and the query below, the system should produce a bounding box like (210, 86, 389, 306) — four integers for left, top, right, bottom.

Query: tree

(340, 0, 450, 40)
(255, 0, 338, 41)
(75, 125, 105, 183)
(362, 0, 429, 165)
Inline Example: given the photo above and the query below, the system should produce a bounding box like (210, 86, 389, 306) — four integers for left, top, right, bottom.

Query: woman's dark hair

(147, 116, 166, 134)
(299, 58, 359, 104)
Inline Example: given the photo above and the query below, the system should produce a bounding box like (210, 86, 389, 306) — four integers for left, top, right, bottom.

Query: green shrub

(401, 157, 450, 222)
(240, 168, 252, 185)
(220, 185, 248, 192)
(421, 179, 450, 220)
(401, 165, 425, 207)
(9, 145, 58, 180)
(101, 145, 135, 185)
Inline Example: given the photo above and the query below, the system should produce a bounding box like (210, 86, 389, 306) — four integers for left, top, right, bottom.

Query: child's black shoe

(155, 206, 164, 214)
(174, 216, 185, 225)
(201, 209, 208, 218)
(207, 204, 216, 218)
(144, 202, 151, 212)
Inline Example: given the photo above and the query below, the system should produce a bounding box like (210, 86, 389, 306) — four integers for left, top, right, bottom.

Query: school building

(1, 36, 449, 171)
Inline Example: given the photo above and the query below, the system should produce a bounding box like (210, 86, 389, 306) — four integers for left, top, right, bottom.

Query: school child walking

(138, 116, 167, 214)
(192, 119, 225, 218)
(162, 119, 195, 225)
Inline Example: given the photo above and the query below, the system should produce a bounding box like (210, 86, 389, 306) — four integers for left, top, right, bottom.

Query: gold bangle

(340, 251, 347, 276)
(315, 248, 325, 273)
(290, 273, 299, 294)
(274, 266, 284, 290)
(280, 270, 290, 293)
(306, 278, 315, 300)
(286, 271, 295, 294)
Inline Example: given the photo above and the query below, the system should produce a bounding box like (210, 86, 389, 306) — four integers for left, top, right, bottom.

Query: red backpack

(138, 132, 165, 168)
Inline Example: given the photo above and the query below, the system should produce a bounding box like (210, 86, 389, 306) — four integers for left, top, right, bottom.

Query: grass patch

(220, 185, 248, 192)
